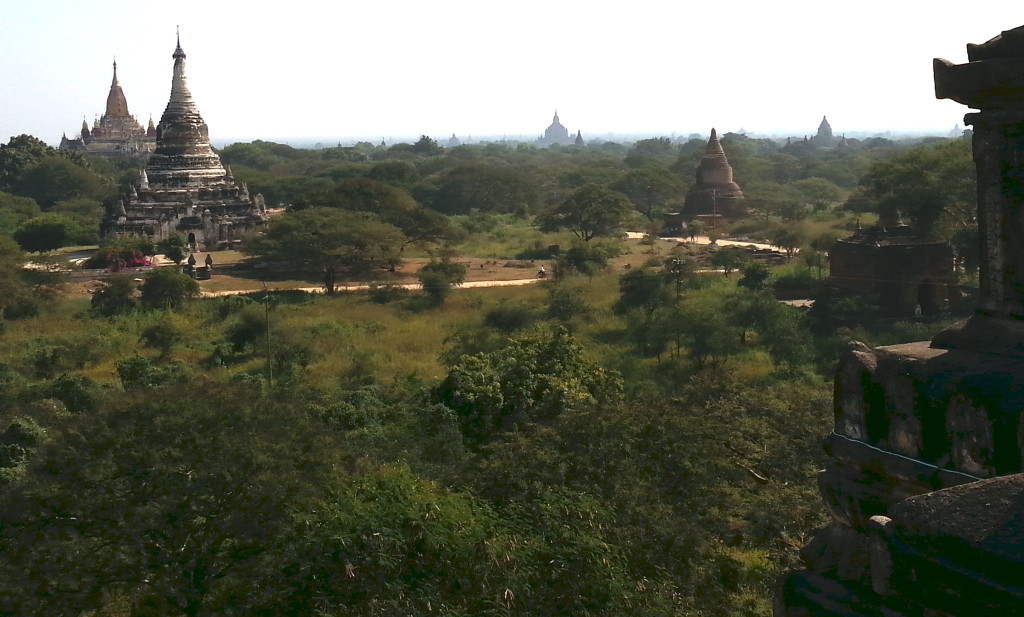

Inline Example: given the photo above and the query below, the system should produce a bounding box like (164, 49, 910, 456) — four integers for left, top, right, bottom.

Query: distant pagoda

(60, 60, 156, 157)
(102, 34, 266, 251)
(536, 110, 575, 147)
(813, 115, 837, 147)
(682, 128, 746, 219)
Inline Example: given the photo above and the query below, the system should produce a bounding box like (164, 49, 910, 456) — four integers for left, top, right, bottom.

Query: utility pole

(263, 282, 272, 388)
(712, 188, 718, 230)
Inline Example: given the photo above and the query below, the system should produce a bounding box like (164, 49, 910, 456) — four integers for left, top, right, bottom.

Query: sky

(2, 0, 1023, 146)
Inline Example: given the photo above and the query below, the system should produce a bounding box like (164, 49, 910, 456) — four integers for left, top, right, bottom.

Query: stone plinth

(865, 475, 1024, 616)
(776, 340, 1024, 615)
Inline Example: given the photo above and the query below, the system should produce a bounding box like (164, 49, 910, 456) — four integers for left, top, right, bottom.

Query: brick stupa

(682, 128, 745, 219)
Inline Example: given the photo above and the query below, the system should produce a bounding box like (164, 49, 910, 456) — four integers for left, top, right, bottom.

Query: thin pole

(712, 188, 717, 229)
(263, 282, 272, 387)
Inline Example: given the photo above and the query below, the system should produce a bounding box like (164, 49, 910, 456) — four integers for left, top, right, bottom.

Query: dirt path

(201, 277, 543, 297)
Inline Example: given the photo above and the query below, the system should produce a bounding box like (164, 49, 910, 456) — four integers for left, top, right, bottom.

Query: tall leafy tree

(0, 191, 41, 235)
(90, 275, 137, 316)
(538, 183, 633, 241)
(0, 135, 69, 191)
(434, 327, 624, 444)
(245, 208, 405, 294)
(709, 246, 750, 276)
(614, 267, 674, 318)
(296, 178, 450, 247)
(0, 383, 341, 617)
(0, 235, 44, 319)
(140, 267, 200, 309)
(157, 232, 189, 265)
(415, 164, 539, 216)
(13, 157, 112, 208)
(850, 139, 975, 236)
(417, 259, 467, 305)
(613, 167, 685, 221)
(12, 214, 78, 252)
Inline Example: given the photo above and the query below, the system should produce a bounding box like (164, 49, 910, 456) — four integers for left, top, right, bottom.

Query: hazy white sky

(2, 0, 1022, 146)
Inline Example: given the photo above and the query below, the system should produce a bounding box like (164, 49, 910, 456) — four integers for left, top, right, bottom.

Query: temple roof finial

(105, 57, 130, 117)
(173, 27, 185, 60)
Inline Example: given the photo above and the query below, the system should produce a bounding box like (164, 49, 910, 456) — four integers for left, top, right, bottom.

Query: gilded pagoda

(60, 61, 156, 157)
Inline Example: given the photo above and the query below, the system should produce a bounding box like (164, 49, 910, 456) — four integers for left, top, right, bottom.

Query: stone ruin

(775, 25, 1024, 616)
(828, 221, 954, 318)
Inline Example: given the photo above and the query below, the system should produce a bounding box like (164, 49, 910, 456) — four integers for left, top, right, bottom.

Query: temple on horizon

(536, 111, 578, 147)
(102, 35, 266, 251)
(59, 60, 156, 157)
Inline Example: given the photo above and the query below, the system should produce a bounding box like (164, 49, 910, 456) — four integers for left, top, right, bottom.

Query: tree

(140, 319, 183, 360)
(760, 307, 813, 368)
(366, 160, 418, 189)
(746, 181, 806, 222)
(666, 255, 699, 297)
(0, 135, 70, 191)
(434, 327, 624, 443)
(12, 214, 77, 252)
(615, 268, 677, 355)
(116, 355, 191, 390)
(851, 139, 975, 237)
(737, 261, 771, 291)
(613, 167, 685, 221)
(244, 208, 405, 294)
(725, 290, 784, 345)
(51, 198, 104, 244)
(140, 267, 200, 309)
(157, 233, 189, 265)
(614, 268, 673, 318)
(296, 178, 451, 247)
(410, 135, 444, 156)
(669, 298, 743, 367)
(767, 224, 808, 258)
(415, 164, 538, 216)
(0, 383, 343, 617)
(709, 246, 749, 277)
(90, 275, 137, 316)
(629, 137, 675, 158)
(686, 219, 706, 242)
(0, 191, 41, 235)
(13, 156, 111, 208)
(0, 235, 46, 319)
(417, 259, 467, 305)
(555, 241, 616, 279)
(624, 137, 676, 168)
(538, 183, 633, 241)
(790, 177, 845, 209)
